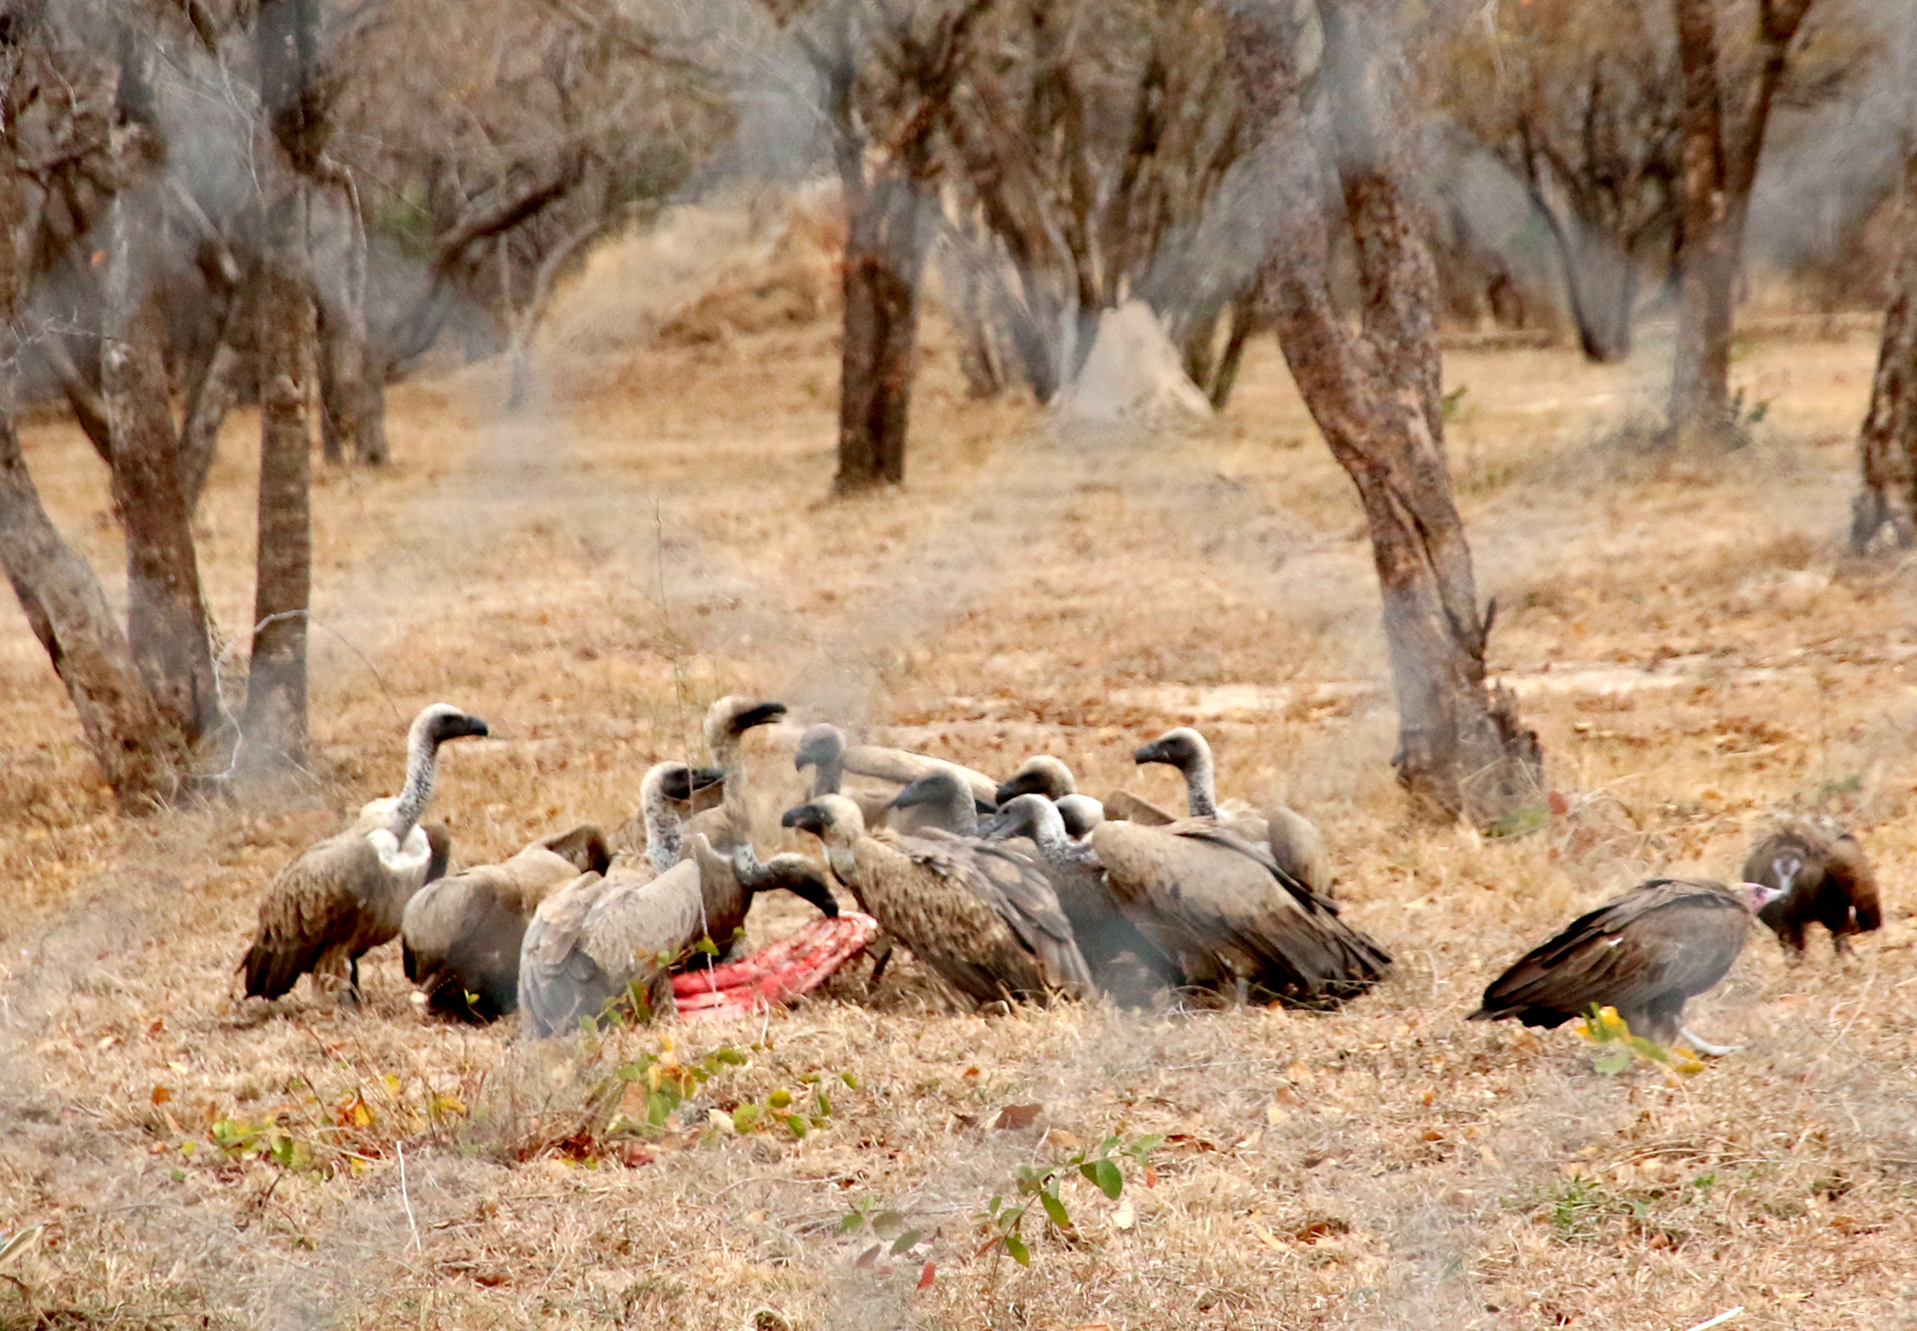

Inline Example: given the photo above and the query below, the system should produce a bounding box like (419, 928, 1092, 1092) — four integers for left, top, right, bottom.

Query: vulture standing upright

(1741, 821, 1882, 957)
(241, 703, 489, 1005)
(1132, 727, 1332, 896)
(983, 793, 1180, 1005)
(518, 763, 844, 1036)
(401, 824, 612, 1022)
(781, 795, 1093, 1006)
(1470, 878, 1786, 1053)
(797, 723, 999, 833)
(686, 695, 789, 850)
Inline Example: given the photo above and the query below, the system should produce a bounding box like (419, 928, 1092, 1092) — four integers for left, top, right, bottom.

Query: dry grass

(3, 229, 1916, 1329)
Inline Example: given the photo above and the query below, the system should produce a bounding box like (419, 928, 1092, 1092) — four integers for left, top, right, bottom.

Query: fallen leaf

(855, 1243, 882, 1269)
(1043, 1128, 1080, 1151)
(992, 1103, 1042, 1132)
(151, 1086, 172, 1106)
(1111, 1198, 1135, 1230)
(917, 1261, 936, 1289)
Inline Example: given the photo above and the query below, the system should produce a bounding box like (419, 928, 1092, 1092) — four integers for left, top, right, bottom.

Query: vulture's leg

(866, 936, 895, 991)
(1233, 975, 1251, 1007)
(313, 950, 355, 1006)
(1676, 1027, 1741, 1057)
(1833, 932, 1854, 959)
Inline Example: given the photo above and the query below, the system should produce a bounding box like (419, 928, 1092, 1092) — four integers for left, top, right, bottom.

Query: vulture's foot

(674, 912, 880, 1019)
(1676, 1026, 1741, 1057)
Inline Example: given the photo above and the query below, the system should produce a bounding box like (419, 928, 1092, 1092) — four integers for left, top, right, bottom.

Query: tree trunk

(242, 176, 315, 769)
(313, 178, 387, 463)
(0, 410, 182, 810)
(836, 172, 924, 493)
(243, 0, 321, 770)
(1536, 200, 1636, 363)
(102, 180, 223, 744)
(1853, 133, 1917, 553)
(1224, 0, 1541, 825)
(1668, 0, 1814, 445)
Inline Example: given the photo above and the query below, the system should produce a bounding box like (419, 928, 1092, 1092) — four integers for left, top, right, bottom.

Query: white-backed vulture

(684, 695, 789, 850)
(241, 704, 488, 1005)
(796, 723, 998, 833)
(1055, 794, 1105, 840)
(795, 723, 907, 829)
(517, 762, 843, 1038)
(1470, 878, 1785, 1053)
(401, 824, 611, 1022)
(995, 755, 1078, 805)
(982, 794, 1179, 1005)
(1133, 727, 1332, 896)
(1741, 821, 1882, 957)
(1101, 790, 1179, 826)
(1090, 812, 1389, 1005)
(886, 768, 989, 835)
(781, 795, 1093, 1007)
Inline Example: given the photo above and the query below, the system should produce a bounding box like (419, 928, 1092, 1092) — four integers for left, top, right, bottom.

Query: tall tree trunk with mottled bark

(836, 173, 924, 491)
(1223, 0, 1541, 824)
(241, 0, 320, 769)
(103, 44, 223, 744)
(1852, 133, 1917, 552)
(1667, 0, 1815, 445)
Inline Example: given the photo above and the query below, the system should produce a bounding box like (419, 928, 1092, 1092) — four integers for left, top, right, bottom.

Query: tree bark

(1224, 0, 1541, 824)
(0, 411, 183, 811)
(242, 0, 320, 770)
(102, 182, 223, 745)
(313, 177, 388, 463)
(1668, 0, 1815, 444)
(836, 173, 924, 492)
(1853, 133, 1917, 552)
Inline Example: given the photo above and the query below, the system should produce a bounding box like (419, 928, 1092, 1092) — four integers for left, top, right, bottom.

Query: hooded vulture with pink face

(1470, 878, 1785, 1054)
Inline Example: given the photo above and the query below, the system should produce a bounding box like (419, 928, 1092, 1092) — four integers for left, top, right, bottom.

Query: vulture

(781, 795, 1094, 1007)
(241, 703, 488, 1005)
(518, 761, 844, 1037)
(1055, 794, 1105, 840)
(401, 824, 611, 1022)
(1133, 727, 1332, 896)
(685, 695, 789, 851)
(996, 755, 1078, 805)
(1090, 761, 1389, 1006)
(796, 723, 997, 833)
(982, 794, 1180, 1005)
(1470, 878, 1786, 1053)
(1741, 821, 1882, 957)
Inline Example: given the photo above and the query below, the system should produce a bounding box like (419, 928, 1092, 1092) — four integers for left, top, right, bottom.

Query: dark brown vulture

(781, 794, 1094, 1007)
(1741, 821, 1882, 957)
(1470, 878, 1785, 1054)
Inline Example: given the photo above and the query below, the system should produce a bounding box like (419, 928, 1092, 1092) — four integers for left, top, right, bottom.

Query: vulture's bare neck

(389, 727, 442, 838)
(1181, 750, 1218, 819)
(642, 776, 683, 875)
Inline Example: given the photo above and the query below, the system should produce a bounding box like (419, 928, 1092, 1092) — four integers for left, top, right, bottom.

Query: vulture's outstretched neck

(643, 772, 683, 876)
(390, 725, 441, 838)
(1183, 747, 1218, 819)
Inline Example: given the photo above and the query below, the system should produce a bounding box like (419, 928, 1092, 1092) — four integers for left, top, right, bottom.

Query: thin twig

(397, 1141, 422, 1251)
(1679, 1308, 1742, 1331)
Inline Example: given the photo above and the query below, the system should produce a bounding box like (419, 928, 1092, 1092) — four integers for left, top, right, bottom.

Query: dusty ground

(2, 228, 1915, 1330)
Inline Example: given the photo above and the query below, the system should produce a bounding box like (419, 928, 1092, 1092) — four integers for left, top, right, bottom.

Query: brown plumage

(797, 723, 997, 833)
(517, 831, 839, 1037)
(241, 704, 488, 1005)
(1470, 878, 1784, 1052)
(1131, 726, 1332, 895)
(1090, 815, 1387, 1004)
(401, 825, 611, 1022)
(782, 795, 1093, 1007)
(1741, 821, 1882, 957)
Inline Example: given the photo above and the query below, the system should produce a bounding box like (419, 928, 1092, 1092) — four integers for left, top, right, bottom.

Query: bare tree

(240, 0, 321, 770)
(772, 0, 991, 492)
(0, 9, 184, 810)
(1432, 0, 1683, 363)
(1667, 0, 1817, 444)
(941, 0, 1248, 401)
(1851, 40, 1917, 551)
(1223, 0, 1542, 823)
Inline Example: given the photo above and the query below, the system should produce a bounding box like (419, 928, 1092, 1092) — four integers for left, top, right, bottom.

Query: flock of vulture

(238, 697, 1885, 1056)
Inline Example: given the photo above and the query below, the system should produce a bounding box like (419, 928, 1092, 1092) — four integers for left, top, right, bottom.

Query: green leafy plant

(974, 1132, 1163, 1267)
(607, 1039, 748, 1132)
(1578, 1006, 1703, 1078)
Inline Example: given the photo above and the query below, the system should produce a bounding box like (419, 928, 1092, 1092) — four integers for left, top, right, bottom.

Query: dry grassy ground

(2, 228, 1916, 1329)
